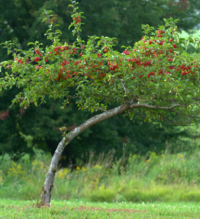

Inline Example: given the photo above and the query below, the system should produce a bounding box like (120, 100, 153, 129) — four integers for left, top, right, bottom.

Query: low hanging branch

(1, 0, 200, 206)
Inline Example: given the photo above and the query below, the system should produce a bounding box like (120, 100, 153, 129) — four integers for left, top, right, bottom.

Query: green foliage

(1, 12, 200, 119)
(0, 89, 35, 161)
(1, 0, 200, 61)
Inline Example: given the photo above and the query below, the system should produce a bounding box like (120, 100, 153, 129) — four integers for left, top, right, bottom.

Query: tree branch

(118, 78, 129, 104)
(130, 102, 197, 110)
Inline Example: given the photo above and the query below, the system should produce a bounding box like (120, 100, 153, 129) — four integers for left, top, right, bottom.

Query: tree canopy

(1, 12, 200, 124)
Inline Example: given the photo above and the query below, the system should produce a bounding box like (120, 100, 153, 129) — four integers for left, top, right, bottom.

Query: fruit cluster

(73, 15, 81, 24)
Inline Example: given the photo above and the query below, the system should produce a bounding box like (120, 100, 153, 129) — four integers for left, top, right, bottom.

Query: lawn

(2, 150, 200, 218)
(0, 199, 200, 219)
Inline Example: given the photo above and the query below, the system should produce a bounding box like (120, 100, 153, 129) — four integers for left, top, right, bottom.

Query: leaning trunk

(41, 137, 66, 205)
(41, 104, 130, 206)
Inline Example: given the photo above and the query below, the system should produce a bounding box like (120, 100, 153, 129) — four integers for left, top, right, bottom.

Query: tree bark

(41, 104, 130, 206)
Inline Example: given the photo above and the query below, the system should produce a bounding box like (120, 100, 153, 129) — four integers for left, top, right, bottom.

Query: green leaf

(27, 42, 34, 46)
(46, 10, 53, 15)
(42, 18, 48, 23)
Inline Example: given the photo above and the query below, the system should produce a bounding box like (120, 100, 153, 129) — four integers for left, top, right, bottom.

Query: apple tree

(1, 1, 200, 206)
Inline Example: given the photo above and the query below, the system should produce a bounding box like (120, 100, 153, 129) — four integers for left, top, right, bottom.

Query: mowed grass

(1, 199, 200, 219)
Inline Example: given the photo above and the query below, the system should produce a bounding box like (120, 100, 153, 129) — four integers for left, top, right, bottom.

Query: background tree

(1, 91, 192, 166)
(1, 0, 200, 57)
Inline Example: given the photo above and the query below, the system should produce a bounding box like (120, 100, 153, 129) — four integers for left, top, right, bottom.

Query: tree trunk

(40, 100, 183, 205)
(40, 104, 130, 206)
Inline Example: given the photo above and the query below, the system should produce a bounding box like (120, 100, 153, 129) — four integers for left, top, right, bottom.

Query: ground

(1, 199, 200, 218)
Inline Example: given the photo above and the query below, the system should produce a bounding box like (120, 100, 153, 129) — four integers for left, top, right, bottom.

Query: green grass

(2, 150, 200, 202)
(1, 150, 200, 218)
(1, 199, 200, 219)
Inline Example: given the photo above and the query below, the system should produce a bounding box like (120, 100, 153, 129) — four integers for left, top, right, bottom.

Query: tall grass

(1, 148, 200, 202)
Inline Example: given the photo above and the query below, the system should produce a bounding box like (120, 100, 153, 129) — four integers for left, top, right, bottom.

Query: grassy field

(1, 199, 200, 219)
(1, 148, 200, 202)
(1, 142, 200, 218)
